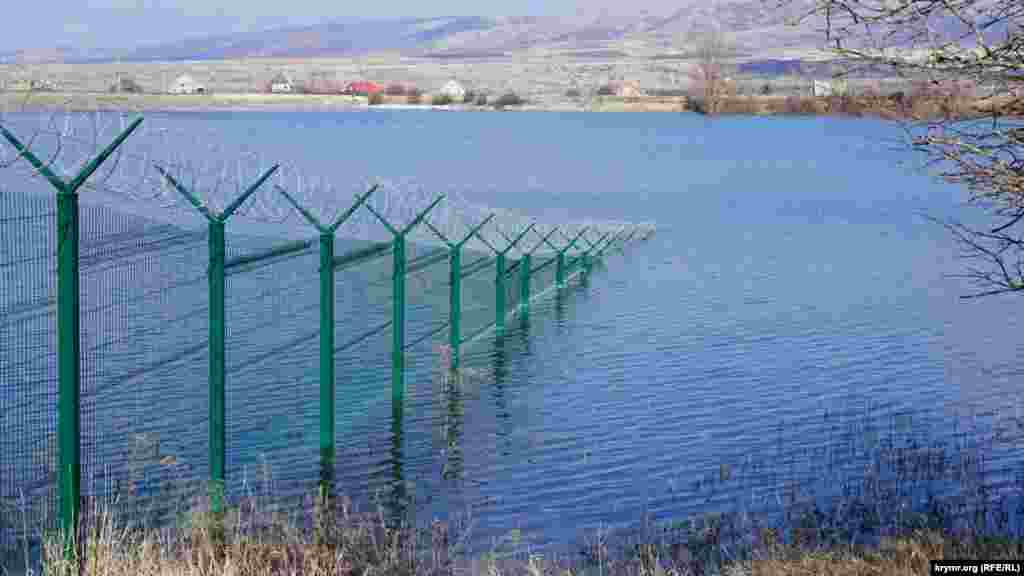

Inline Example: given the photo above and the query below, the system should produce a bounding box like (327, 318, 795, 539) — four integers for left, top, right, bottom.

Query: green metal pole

(56, 188, 80, 547)
(319, 233, 335, 493)
(449, 247, 461, 370)
(153, 162, 277, 521)
(555, 252, 566, 288)
(209, 219, 226, 514)
(276, 184, 378, 501)
(392, 236, 406, 404)
(495, 252, 506, 335)
(2, 118, 143, 551)
(519, 253, 531, 314)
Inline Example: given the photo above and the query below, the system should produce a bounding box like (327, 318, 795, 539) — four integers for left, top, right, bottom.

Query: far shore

(0, 90, 685, 114)
(1, 90, 1013, 120)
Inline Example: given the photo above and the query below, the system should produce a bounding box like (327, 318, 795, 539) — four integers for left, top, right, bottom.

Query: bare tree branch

(770, 0, 1024, 298)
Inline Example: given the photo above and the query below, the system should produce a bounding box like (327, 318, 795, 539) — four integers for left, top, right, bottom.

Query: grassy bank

(689, 92, 1022, 120)
(9, 497, 1024, 576)
(5, 89, 1015, 119)
(6, 397, 1024, 575)
(0, 91, 369, 113)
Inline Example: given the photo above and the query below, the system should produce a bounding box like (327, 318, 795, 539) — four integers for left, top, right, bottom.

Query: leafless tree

(686, 21, 735, 115)
(774, 0, 1024, 298)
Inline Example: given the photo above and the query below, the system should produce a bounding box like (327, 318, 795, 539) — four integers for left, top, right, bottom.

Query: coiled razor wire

(0, 105, 655, 558)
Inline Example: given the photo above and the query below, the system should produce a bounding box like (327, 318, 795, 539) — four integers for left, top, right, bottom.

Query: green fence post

(392, 235, 406, 403)
(546, 227, 589, 288)
(594, 229, 624, 261)
(277, 184, 377, 497)
(495, 252, 506, 331)
(564, 228, 591, 275)
(488, 223, 536, 334)
(156, 163, 278, 515)
(519, 227, 560, 313)
(581, 230, 612, 272)
(449, 247, 461, 366)
(519, 253, 531, 314)
(0, 117, 143, 551)
(56, 187, 81, 549)
(365, 195, 445, 405)
(317, 232, 334, 489)
(208, 219, 226, 513)
(424, 213, 493, 370)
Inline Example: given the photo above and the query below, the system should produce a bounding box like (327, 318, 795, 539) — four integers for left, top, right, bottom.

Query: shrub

(565, 88, 582, 98)
(431, 94, 453, 106)
(110, 78, 144, 94)
(760, 83, 773, 96)
(475, 93, 488, 106)
(783, 95, 822, 115)
(368, 92, 384, 106)
(719, 96, 761, 115)
(688, 95, 708, 114)
(493, 92, 524, 108)
(384, 83, 406, 96)
(646, 88, 688, 97)
(463, 90, 476, 104)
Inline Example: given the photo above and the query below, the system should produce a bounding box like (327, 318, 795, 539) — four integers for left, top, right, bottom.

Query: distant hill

(8, 7, 1007, 65)
(89, 17, 496, 62)
(9, 9, 828, 64)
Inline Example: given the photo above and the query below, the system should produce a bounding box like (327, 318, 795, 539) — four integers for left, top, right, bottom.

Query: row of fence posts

(0, 116, 655, 558)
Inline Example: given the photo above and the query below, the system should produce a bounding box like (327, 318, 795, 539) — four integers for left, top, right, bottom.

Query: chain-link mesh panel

(224, 229, 320, 507)
(0, 187, 57, 560)
(529, 253, 559, 307)
(504, 257, 524, 318)
(459, 249, 498, 350)
(78, 200, 209, 531)
(333, 237, 395, 503)
(404, 240, 451, 356)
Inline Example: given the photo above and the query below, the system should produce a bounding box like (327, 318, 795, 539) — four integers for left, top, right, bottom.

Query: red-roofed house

(343, 81, 383, 96)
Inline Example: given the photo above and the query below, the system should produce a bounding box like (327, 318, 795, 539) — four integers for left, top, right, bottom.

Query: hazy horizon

(9, 1, 697, 53)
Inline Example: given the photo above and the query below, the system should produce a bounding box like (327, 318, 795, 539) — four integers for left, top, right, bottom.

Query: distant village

(2, 60, 935, 117)
(2, 69, 666, 104)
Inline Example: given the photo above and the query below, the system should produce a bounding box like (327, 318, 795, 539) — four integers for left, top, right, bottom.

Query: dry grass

(7, 398, 1022, 575)
(691, 93, 989, 120)
(26, 509, 1024, 576)
(748, 530, 1024, 575)
(31, 492, 458, 576)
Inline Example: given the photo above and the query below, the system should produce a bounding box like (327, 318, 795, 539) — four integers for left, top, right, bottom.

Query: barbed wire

(0, 100, 655, 247)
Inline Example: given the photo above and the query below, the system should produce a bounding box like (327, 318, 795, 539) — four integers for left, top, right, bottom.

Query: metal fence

(0, 112, 655, 559)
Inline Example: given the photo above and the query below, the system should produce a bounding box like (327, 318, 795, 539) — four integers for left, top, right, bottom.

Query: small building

(603, 80, 642, 98)
(617, 80, 643, 98)
(8, 78, 57, 92)
(270, 72, 294, 94)
(5, 79, 34, 92)
(343, 81, 382, 96)
(169, 74, 206, 95)
(812, 79, 841, 97)
(110, 76, 143, 94)
(439, 79, 466, 101)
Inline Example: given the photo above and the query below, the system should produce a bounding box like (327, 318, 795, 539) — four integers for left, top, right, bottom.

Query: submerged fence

(0, 112, 655, 556)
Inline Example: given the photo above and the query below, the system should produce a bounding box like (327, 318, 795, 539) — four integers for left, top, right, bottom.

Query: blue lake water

(2, 110, 1023, 558)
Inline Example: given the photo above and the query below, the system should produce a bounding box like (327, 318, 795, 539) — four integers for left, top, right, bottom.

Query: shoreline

(1, 91, 1011, 121)
(0, 91, 683, 114)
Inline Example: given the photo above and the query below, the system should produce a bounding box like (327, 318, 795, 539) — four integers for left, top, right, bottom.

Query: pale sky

(8, 0, 680, 53)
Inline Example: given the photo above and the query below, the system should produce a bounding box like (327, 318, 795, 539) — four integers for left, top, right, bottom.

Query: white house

(440, 79, 466, 101)
(169, 74, 206, 95)
(812, 79, 849, 97)
(270, 72, 294, 94)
